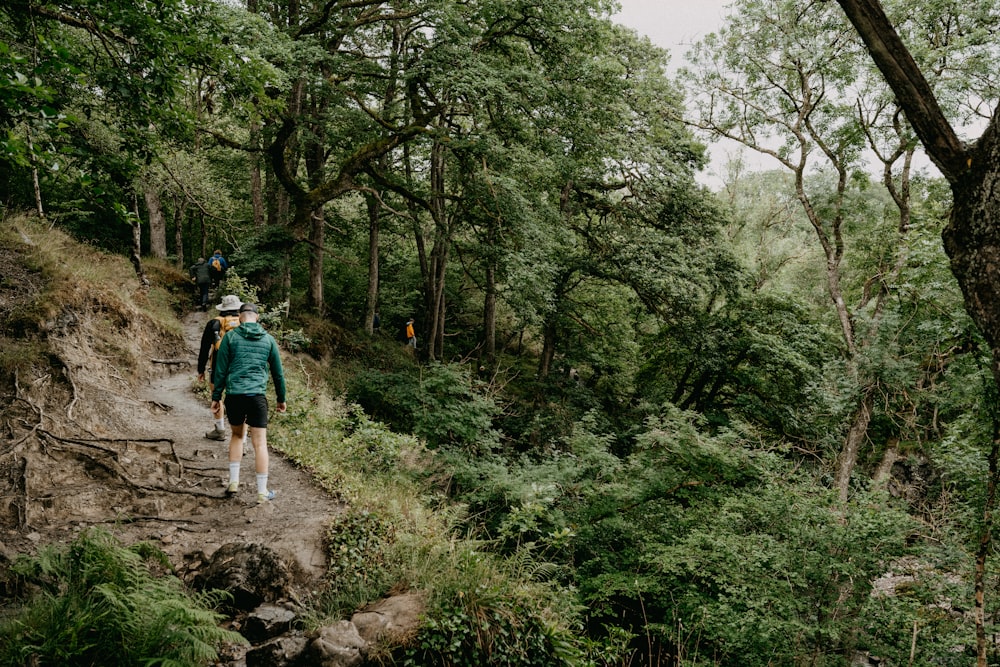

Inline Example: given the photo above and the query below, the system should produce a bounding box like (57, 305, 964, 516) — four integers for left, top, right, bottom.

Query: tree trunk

(364, 194, 380, 336)
(483, 263, 496, 364)
(425, 137, 450, 361)
(306, 204, 324, 314)
(129, 194, 149, 287)
(975, 426, 1000, 667)
(144, 185, 168, 259)
(538, 321, 556, 379)
(835, 390, 874, 502)
(250, 119, 265, 229)
(199, 212, 207, 260)
(872, 437, 899, 489)
(26, 128, 44, 220)
(173, 198, 186, 268)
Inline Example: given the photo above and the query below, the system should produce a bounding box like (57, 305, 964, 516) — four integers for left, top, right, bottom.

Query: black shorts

(224, 394, 269, 429)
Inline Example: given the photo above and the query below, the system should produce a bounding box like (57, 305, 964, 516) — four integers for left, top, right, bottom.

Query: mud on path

(1, 308, 339, 594)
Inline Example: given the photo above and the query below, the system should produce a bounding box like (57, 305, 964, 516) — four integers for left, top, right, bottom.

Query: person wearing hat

(211, 302, 287, 503)
(197, 294, 243, 440)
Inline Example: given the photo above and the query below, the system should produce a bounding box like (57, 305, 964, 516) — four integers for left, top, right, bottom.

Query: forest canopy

(3, 0, 1000, 665)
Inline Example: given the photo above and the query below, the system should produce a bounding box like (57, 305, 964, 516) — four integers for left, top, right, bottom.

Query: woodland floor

(1, 307, 341, 595)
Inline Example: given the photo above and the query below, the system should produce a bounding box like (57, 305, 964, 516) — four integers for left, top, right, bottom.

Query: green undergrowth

(0, 527, 244, 667)
(267, 370, 590, 666)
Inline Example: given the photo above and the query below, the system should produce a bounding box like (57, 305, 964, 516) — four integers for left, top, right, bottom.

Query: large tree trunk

(364, 194, 380, 336)
(144, 185, 168, 259)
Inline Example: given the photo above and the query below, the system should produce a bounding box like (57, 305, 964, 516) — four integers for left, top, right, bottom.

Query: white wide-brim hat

(216, 294, 243, 311)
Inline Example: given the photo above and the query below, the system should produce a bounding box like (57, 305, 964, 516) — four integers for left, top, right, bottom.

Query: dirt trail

(134, 310, 339, 585)
(5, 309, 339, 593)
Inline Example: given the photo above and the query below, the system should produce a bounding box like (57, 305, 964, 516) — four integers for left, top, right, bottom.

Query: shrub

(347, 363, 501, 452)
(0, 528, 244, 667)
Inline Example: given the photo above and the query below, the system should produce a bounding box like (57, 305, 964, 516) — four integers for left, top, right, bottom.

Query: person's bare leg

(229, 422, 246, 461)
(249, 426, 269, 474)
(225, 422, 246, 493)
(250, 426, 272, 500)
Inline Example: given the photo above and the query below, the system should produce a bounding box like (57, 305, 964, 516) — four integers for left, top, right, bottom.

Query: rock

(245, 634, 309, 667)
(308, 620, 366, 667)
(243, 603, 298, 642)
(192, 542, 291, 612)
(350, 591, 426, 645)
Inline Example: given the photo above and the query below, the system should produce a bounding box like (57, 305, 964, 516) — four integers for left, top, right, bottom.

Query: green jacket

(211, 321, 287, 402)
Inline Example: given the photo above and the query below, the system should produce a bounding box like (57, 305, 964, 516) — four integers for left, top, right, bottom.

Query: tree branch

(833, 0, 969, 181)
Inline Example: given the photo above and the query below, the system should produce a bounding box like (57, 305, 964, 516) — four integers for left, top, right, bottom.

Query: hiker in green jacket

(210, 302, 287, 503)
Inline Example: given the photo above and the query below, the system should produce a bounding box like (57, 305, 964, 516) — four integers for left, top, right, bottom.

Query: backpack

(209, 315, 241, 366)
(210, 256, 223, 272)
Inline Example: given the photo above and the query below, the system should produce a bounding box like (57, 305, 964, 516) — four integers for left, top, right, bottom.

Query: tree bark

(538, 321, 556, 379)
(130, 194, 149, 287)
(306, 205, 324, 314)
(172, 197, 186, 268)
(835, 390, 874, 502)
(364, 194, 380, 336)
(144, 185, 168, 259)
(26, 128, 44, 220)
(483, 263, 497, 364)
(425, 137, 450, 361)
(250, 119, 265, 229)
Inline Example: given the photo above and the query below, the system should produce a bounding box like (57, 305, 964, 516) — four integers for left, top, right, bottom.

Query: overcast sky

(611, 0, 733, 68)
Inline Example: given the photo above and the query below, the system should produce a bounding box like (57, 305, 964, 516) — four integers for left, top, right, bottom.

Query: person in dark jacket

(188, 258, 212, 310)
(211, 302, 287, 503)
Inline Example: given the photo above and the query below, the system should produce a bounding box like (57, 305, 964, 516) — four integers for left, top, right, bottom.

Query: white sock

(256, 473, 268, 494)
(229, 462, 240, 485)
(215, 418, 225, 430)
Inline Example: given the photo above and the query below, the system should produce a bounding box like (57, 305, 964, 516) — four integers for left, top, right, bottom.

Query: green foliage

(0, 528, 244, 667)
(347, 363, 501, 452)
(216, 269, 258, 305)
(396, 538, 586, 667)
(561, 410, 919, 665)
(267, 378, 587, 665)
(317, 509, 396, 618)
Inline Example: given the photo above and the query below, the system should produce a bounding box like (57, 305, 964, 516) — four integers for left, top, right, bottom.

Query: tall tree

(683, 0, 938, 500)
(829, 1, 1000, 663)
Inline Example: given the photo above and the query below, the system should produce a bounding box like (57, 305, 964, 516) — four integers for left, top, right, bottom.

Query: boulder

(350, 591, 425, 646)
(243, 602, 298, 642)
(308, 620, 366, 667)
(192, 542, 291, 612)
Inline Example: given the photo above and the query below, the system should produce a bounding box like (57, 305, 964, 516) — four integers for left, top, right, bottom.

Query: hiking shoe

(257, 490, 276, 504)
(225, 481, 239, 495)
(205, 427, 226, 441)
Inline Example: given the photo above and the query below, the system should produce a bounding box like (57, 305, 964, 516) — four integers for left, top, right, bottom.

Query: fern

(0, 528, 245, 667)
